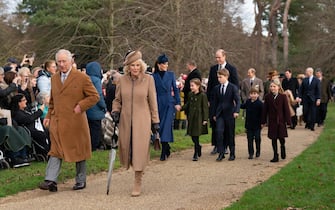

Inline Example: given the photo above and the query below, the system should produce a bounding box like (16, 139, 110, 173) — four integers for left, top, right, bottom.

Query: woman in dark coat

(152, 54, 181, 161)
(11, 93, 50, 156)
(262, 79, 291, 162)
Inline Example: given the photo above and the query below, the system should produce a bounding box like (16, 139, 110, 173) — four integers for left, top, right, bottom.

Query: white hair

(55, 49, 72, 61)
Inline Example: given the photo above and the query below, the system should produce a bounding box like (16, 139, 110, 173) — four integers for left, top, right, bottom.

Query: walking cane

(106, 121, 118, 195)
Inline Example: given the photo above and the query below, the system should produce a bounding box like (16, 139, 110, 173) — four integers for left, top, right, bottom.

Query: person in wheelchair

(10, 93, 50, 156)
(0, 118, 32, 168)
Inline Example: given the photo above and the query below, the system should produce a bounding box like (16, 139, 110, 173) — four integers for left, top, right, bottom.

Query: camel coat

(46, 68, 99, 162)
(112, 73, 159, 171)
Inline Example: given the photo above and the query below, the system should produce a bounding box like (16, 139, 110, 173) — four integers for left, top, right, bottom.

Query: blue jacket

(153, 71, 180, 142)
(85, 62, 106, 120)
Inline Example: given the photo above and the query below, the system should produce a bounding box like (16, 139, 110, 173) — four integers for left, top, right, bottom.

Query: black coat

(183, 68, 201, 104)
(212, 83, 240, 120)
(282, 77, 299, 98)
(13, 109, 43, 132)
(240, 98, 263, 130)
(207, 63, 239, 103)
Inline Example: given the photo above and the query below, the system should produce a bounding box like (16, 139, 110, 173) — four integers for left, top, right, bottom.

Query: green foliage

(225, 103, 335, 209)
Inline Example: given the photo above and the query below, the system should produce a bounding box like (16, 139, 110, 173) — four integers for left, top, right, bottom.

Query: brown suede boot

(131, 171, 143, 197)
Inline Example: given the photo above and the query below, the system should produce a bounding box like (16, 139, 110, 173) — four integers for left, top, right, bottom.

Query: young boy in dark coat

(212, 69, 240, 161)
(240, 88, 263, 159)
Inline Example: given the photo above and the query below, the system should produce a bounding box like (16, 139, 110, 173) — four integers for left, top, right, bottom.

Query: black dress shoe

(216, 152, 225, 161)
(228, 155, 235, 161)
(39, 180, 57, 192)
(255, 152, 260, 158)
(310, 127, 315, 131)
(248, 155, 253, 159)
(73, 182, 86, 190)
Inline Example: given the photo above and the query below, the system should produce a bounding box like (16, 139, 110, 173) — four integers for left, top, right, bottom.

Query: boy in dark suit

(240, 88, 263, 159)
(212, 69, 240, 161)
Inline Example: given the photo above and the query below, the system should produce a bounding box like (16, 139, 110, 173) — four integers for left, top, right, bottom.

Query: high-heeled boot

(131, 171, 143, 197)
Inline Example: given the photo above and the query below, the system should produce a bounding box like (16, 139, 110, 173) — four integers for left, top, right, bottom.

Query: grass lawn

(225, 103, 335, 210)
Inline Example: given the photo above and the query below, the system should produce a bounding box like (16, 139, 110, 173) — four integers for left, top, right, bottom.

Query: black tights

(271, 138, 285, 153)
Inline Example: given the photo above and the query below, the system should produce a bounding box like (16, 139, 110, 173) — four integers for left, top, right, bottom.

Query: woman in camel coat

(112, 50, 159, 196)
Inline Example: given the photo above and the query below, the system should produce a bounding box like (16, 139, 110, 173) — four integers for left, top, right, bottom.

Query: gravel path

(0, 125, 321, 210)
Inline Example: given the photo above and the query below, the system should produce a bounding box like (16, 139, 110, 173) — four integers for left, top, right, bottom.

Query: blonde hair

(123, 59, 147, 75)
(270, 78, 284, 94)
(18, 67, 31, 76)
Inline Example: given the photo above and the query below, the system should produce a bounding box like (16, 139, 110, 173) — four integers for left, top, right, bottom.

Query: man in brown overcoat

(39, 49, 99, 192)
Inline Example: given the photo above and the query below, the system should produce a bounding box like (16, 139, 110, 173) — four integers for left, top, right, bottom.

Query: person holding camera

(111, 50, 159, 197)
(17, 67, 37, 110)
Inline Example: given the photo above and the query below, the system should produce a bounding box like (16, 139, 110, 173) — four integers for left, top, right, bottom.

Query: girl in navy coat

(153, 54, 181, 161)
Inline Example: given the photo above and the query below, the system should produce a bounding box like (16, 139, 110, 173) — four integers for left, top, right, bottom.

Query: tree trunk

(282, 0, 292, 69)
(268, 0, 281, 68)
(252, 0, 265, 74)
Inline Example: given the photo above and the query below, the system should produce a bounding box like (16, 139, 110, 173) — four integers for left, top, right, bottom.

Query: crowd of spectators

(1, 50, 335, 169)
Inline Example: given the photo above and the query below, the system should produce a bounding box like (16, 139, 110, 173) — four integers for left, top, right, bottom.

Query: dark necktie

(250, 80, 253, 87)
(220, 84, 224, 95)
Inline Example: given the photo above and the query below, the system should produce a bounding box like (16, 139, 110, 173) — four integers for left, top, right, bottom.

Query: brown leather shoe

(73, 182, 86, 190)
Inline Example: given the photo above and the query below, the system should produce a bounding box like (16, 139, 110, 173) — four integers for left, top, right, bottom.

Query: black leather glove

(111, 112, 120, 123)
(151, 123, 160, 134)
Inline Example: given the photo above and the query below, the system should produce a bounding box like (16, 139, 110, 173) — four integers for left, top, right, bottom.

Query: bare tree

(268, 0, 281, 69)
(282, 0, 291, 68)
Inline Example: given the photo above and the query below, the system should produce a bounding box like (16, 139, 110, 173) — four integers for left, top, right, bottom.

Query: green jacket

(183, 92, 209, 136)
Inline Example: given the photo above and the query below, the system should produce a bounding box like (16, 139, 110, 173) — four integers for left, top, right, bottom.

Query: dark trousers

(88, 119, 102, 151)
(210, 119, 217, 146)
(246, 129, 261, 156)
(303, 101, 317, 129)
(317, 102, 328, 125)
(216, 117, 235, 154)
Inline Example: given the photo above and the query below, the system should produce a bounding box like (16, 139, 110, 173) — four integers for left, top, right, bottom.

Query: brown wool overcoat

(46, 68, 99, 162)
(112, 73, 159, 171)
